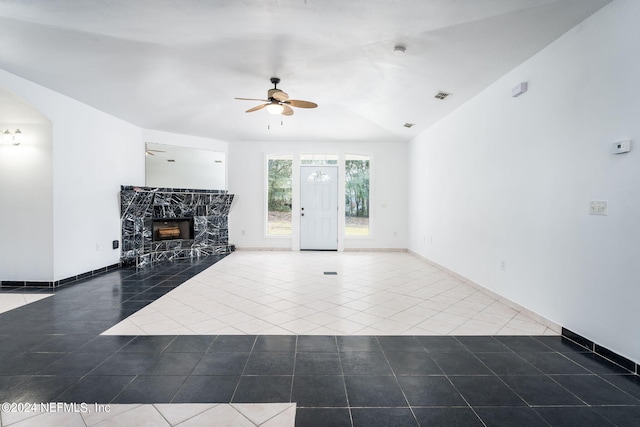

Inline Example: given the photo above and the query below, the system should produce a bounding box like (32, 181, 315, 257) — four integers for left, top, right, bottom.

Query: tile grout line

(228, 335, 259, 404)
(376, 336, 422, 427)
(428, 343, 489, 427)
(290, 335, 299, 406)
(334, 335, 355, 427)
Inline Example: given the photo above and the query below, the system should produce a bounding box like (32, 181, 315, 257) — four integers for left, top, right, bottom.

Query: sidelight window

(345, 154, 370, 236)
(266, 154, 293, 235)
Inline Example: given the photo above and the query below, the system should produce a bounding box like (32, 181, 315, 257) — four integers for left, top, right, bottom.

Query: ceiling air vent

(434, 91, 451, 100)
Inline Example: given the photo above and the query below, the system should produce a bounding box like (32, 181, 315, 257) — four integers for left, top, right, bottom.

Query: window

(345, 154, 370, 236)
(266, 155, 292, 235)
(301, 153, 338, 165)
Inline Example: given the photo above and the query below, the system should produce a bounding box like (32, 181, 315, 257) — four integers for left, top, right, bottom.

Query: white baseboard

(407, 250, 561, 334)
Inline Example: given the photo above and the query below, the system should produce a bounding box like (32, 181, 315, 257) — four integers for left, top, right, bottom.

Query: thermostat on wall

(611, 139, 632, 154)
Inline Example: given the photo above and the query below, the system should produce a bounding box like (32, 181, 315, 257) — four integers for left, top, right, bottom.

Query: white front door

(300, 165, 338, 250)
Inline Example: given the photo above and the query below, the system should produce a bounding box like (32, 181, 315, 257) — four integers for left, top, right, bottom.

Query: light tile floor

(0, 403, 296, 426)
(0, 293, 52, 316)
(103, 251, 559, 336)
(2, 252, 560, 425)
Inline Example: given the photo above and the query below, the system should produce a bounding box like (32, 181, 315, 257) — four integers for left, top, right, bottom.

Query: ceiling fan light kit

(235, 77, 317, 117)
(266, 103, 285, 115)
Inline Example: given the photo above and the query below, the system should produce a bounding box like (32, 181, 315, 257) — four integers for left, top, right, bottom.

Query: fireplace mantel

(120, 185, 234, 266)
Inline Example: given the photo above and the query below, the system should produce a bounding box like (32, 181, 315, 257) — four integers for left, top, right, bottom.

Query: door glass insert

(307, 170, 332, 182)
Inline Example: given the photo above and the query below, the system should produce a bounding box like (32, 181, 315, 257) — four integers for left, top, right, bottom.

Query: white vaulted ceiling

(0, 0, 610, 143)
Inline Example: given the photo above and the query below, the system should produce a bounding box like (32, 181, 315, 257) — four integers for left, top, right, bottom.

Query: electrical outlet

(500, 260, 506, 271)
(96, 243, 101, 251)
(589, 200, 608, 216)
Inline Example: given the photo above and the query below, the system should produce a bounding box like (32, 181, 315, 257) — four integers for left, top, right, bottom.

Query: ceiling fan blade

(238, 79, 315, 115)
(272, 90, 289, 101)
(282, 104, 294, 116)
(235, 97, 269, 102)
(245, 104, 267, 113)
(145, 149, 166, 156)
(286, 99, 318, 108)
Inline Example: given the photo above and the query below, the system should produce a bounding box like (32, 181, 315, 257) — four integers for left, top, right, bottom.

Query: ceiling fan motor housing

(268, 88, 282, 99)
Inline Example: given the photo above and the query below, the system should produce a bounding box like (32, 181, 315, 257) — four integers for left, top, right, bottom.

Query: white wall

(0, 121, 53, 281)
(408, 0, 640, 362)
(52, 105, 142, 281)
(228, 141, 407, 250)
(0, 69, 143, 281)
(0, 76, 235, 282)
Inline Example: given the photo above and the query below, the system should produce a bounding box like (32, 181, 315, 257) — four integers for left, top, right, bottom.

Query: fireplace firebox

(152, 218, 194, 241)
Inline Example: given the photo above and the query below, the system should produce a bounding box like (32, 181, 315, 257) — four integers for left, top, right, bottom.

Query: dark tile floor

(1, 256, 639, 426)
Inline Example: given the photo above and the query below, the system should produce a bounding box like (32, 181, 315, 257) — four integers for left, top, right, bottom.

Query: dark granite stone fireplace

(120, 186, 234, 266)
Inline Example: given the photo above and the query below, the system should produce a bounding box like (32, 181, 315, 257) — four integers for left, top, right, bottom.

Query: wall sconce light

(2, 129, 22, 146)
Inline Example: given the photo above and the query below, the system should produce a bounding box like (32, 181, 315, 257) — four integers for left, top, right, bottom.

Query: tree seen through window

(345, 155, 370, 236)
(267, 156, 292, 235)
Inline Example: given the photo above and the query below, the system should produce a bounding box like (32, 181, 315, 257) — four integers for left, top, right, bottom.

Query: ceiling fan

(235, 77, 317, 116)
(145, 149, 165, 156)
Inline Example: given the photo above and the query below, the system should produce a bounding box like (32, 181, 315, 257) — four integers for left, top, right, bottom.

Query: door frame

(291, 154, 345, 252)
(299, 165, 339, 250)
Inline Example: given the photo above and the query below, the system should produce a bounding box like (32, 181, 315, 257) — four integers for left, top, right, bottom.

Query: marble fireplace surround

(120, 185, 234, 267)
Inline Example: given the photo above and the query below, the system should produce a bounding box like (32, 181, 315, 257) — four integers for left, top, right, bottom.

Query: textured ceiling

(0, 0, 610, 143)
